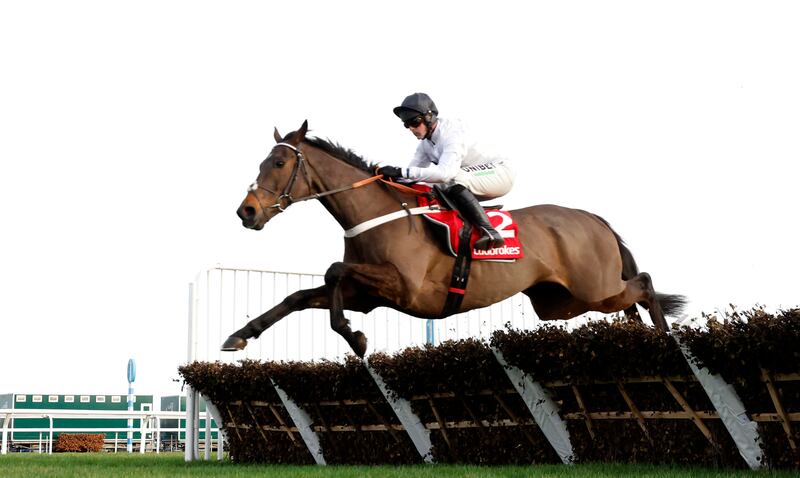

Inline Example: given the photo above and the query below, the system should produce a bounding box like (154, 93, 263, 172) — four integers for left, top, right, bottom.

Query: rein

(250, 142, 431, 235)
(250, 142, 390, 211)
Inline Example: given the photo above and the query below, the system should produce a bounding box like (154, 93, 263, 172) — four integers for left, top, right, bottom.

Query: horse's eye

(275, 160, 286, 168)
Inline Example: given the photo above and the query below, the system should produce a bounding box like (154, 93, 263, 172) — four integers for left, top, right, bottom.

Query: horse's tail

(594, 214, 688, 317)
(592, 214, 639, 280)
(656, 293, 688, 317)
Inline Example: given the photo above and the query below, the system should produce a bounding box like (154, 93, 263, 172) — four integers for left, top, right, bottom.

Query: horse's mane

(284, 131, 375, 173)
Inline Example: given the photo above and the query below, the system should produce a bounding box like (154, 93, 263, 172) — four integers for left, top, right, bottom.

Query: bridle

(249, 142, 391, 213)
(248, 142, 312, 212)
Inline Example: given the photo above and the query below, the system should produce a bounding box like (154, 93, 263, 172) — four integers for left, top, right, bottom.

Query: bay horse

(223, 121, 686, 357)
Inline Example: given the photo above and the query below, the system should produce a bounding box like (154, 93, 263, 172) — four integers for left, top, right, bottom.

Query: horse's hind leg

(635, 273, 668, 331)
(591, 272, 668, 331)
(221, 285, 329, 351)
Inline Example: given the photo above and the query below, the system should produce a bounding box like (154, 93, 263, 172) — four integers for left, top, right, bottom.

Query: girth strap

(440, 225, 474, 317)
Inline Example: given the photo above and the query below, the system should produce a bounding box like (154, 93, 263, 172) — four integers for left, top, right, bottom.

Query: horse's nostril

(237, 205, 257, 221)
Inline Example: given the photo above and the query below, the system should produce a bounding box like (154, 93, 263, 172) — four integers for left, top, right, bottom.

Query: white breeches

(451, 161, 515, 200)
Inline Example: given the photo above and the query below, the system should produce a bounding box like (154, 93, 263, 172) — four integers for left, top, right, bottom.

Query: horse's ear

(297, 120, 308, 141)
(273, 127, 282, 143)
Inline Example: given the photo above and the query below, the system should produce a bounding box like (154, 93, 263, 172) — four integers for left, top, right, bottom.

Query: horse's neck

(305, 146, 438, 281)
(306, 148, 410, 231)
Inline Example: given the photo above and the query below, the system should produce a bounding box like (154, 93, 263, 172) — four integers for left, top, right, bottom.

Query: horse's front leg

(324, 262, 407, 358)
(220, 285, 329, 351)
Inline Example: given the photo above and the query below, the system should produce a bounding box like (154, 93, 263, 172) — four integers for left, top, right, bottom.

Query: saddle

(413, 185, 523, 261)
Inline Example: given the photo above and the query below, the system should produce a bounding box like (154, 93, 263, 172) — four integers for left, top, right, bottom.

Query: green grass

(0, 453, 796, 478)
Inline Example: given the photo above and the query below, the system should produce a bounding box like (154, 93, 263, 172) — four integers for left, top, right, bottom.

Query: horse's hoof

(221, 336, 247, 351)
(352, 331, 368, 358)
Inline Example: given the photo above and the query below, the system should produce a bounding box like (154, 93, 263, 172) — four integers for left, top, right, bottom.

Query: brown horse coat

(224, 121, 685, 356)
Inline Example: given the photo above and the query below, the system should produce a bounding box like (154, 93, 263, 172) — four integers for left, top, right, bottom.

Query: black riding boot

(447, 184, 505, 250)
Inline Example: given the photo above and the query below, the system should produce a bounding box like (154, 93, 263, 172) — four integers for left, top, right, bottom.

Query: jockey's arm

(405, 143, 429, 169)
(405, 135, 467, 183)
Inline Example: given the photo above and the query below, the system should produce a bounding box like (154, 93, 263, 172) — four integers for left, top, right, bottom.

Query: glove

(377, 166, 403, 180)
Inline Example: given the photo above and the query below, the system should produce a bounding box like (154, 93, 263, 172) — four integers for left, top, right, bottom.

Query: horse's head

(237, 120, 311, 230)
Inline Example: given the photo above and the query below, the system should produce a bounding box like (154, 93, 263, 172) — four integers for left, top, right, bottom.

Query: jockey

(378, 92, 515, 250)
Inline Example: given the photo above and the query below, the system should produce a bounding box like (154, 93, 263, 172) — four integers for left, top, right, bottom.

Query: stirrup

(473, 228, 505, 250)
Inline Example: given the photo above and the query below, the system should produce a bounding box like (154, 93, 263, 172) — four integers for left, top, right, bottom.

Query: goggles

(403, 116, 424, 128)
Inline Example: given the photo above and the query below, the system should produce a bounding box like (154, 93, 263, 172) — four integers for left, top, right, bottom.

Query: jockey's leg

(446, 184, 504, 250)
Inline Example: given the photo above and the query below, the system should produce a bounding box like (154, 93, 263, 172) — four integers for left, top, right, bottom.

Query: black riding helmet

(393, 93, 438, 137)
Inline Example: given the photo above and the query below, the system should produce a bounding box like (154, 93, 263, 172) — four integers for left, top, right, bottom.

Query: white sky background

(1, 1, 798, 398)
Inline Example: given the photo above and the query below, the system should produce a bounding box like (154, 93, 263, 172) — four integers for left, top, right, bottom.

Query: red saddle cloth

(413, 185, 523, 260)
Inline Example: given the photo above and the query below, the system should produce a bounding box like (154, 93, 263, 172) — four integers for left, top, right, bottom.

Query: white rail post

(184, 387, 195, 461)
(192, 390, 200, 460)
(47, 415, 53, 454)
(139, 413, 146, 453)
(185, 280, 199, 461)
(155, 417, 160, 454)
(1, 413, 9, 455)
(204, 407, 211, 460)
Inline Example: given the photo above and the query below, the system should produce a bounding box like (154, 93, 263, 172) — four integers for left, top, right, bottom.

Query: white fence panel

(187, 267, 545, 363)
